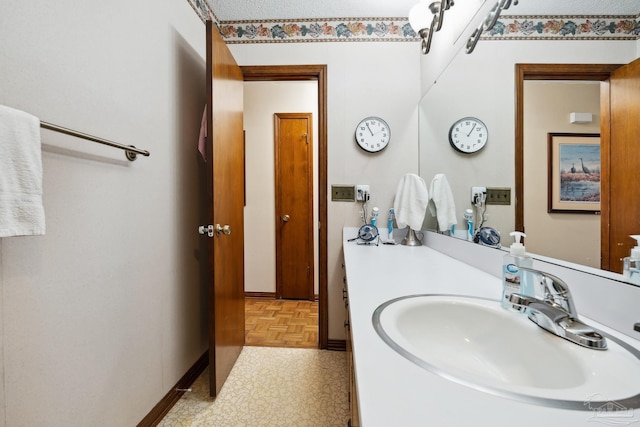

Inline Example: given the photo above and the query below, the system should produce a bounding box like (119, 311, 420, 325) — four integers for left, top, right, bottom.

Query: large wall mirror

(417, 6, 640, 286)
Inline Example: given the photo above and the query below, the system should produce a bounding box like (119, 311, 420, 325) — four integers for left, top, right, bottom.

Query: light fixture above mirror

(466, 0, 519, 53)
(408, 0, 454, 54)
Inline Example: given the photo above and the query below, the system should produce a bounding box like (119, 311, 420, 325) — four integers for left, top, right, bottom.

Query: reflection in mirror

(523, 80, 601, 270)
(417, 9, 639, 286)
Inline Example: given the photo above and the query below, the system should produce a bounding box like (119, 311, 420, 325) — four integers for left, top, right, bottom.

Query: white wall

(418, 40, 638, 242)
(231, 42, 422, 340)
(524, 81, 600, 267)
(244, 81, 319, 295)
(0, 0, 207, 425)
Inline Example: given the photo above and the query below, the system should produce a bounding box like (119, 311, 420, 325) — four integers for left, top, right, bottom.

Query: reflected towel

(428, 173, 457, 232)
(0, 105, 45, 237)
(393, 173, 429, 230)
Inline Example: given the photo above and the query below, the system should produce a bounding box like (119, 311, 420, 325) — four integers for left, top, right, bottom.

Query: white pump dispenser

(623, 235, 640, 285)
(509, 231, 526, 257)
(501, 231, 534, 310)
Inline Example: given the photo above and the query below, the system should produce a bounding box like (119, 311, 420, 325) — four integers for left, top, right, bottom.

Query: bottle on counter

(371, 207, 379, 227)
(501, 231, 534, 310)
(623, 235, 640, 285)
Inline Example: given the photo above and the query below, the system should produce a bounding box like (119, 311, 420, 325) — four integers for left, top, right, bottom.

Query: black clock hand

(366, 123, 374, 136)
(467, 123, 476, 137)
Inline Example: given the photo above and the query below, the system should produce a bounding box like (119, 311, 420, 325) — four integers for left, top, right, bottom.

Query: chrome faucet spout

(507, 267, 607, 350)
(516, 266, 578, 318)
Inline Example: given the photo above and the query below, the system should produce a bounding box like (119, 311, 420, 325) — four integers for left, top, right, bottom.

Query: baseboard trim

(327, 339, 346, 351)
(137, 350, 209, 427)
(244, 291, 276, 299)
(244, 292, 320, 302)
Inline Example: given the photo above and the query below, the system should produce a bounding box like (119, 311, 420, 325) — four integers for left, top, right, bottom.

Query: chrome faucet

(508, 267, 607, 350)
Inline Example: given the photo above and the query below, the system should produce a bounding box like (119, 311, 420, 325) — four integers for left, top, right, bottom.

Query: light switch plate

(486, 187, 511, 205)
(331, 185, 355, 202)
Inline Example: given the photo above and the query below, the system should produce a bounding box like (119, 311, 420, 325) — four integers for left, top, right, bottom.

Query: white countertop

(342, 227, 640, 427)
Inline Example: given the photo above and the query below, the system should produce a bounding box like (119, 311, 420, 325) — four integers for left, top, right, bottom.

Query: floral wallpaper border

(186, 0, 640, 43)
(219, 19, 416, 43)
(482, 15, 640, 41)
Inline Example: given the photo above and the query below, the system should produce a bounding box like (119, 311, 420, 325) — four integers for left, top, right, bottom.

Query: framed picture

(547, 133, 601, 214)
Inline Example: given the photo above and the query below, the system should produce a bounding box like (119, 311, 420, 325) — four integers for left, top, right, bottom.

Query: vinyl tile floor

(157, 346, 349, 427)
(158, 299, 347, 426)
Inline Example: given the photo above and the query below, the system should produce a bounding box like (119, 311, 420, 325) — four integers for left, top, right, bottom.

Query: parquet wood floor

(245, 298, 318, 348)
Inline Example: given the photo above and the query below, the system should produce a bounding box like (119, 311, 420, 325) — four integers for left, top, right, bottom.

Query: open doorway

(522, 80, 601, 268)
(241, 65, 328, 349)
(514, 63, 632, 272)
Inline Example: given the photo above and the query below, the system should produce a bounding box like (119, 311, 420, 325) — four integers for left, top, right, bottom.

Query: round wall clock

(448, 117, 488, 154)
(355, 116, 390, 153)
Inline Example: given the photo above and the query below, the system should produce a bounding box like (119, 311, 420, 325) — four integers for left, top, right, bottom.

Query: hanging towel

(429, 173, 457, 232)
(0, 105, 46, 237)
(393, 173, 429, 231)
(198, 106, 207, 161)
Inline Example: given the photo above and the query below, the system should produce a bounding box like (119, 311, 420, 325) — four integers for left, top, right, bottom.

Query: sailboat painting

(548, 133, 601, 213)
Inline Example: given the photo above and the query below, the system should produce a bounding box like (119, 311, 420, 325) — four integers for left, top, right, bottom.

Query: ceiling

(209, 0, 640, 22)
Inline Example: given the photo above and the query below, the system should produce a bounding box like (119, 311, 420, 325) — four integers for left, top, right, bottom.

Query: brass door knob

(215, 224, 231, 236)
(282, 215, 290, 222)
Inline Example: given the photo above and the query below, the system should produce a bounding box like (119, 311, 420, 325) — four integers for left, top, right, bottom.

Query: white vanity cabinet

(343, 264, 360, 427)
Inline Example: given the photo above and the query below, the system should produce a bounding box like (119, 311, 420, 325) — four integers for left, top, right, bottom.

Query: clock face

(355, 116, 390, 153)
(449, 117, 488, 154)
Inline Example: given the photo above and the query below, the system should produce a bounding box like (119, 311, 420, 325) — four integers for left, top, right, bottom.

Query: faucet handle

(517, 266, 578, 319)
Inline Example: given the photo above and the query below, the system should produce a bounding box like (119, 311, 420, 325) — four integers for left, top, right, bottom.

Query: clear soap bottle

(501, 231, 534, 310)
(623, 235, 640, 285)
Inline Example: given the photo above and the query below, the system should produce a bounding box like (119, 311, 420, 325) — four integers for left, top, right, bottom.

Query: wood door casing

(274, 113, 314, 300)
(608, 57, 640, 272)
(205, 20, 245, 397)
(240, 65, 329, 349)
(514, 63, 621, 271)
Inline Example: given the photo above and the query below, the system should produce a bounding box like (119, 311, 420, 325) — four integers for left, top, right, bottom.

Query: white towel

(428, 173, 457, 232)
(0, 105, 46, 237)
(393, 173, 429, 230)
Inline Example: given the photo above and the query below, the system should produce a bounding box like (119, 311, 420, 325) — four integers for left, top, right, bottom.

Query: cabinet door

(343, 275, 360, 427)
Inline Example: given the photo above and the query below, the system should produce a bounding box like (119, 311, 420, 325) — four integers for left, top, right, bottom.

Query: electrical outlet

(486, 187, 511, 205)
(471, 186, 486, 204)
(356, 184, 370, 201)
(331, 185, 355, 202)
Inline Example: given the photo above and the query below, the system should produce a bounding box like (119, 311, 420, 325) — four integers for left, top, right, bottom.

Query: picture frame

(547, 133, 601, 214)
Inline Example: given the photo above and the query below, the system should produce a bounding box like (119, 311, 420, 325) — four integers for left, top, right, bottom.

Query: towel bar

(41, 121, 150, 161)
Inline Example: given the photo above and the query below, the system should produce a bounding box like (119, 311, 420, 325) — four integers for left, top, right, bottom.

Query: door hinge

(198, 225, 215, 238)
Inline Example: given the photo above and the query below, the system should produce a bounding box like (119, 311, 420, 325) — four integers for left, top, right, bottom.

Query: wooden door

(605, 57, 640, 273)
(204, 20, 245, 397)
(274, 113, 314, 300)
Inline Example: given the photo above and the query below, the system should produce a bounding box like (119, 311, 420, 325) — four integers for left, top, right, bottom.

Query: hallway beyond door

(245, 298, 318, 348)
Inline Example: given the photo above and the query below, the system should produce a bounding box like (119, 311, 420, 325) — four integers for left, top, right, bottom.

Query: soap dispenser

(501, 231, 534, 310)
(623, 235, 640, 285)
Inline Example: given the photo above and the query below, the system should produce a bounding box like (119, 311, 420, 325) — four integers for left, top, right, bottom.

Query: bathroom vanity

(342, 227, 640, 426)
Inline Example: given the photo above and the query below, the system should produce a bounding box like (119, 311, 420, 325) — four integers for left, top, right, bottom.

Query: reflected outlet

(486, 187, 511, 205)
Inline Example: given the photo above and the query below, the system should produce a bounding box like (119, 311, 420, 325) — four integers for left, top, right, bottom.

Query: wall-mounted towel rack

(40, 121, 150, 161)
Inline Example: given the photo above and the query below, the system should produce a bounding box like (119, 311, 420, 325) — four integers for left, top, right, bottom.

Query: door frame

(514, 63, 621, 271)
(241, 65, 328, 349)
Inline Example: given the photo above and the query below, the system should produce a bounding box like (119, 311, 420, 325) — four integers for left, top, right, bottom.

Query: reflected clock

(449, 117, 488, 154)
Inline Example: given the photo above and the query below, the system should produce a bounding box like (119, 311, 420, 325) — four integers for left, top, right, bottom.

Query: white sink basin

(373, 294, 640, 410)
